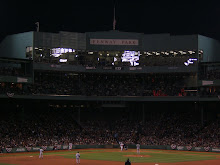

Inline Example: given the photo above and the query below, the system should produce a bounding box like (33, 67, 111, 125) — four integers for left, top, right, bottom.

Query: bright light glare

(51, 48, 75, 57)
(184, 58, 197, 66)
(59, 59, 68, 62)
(121, 51, 141, 66)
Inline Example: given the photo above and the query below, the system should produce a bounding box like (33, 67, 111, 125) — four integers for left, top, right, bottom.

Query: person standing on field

(39, 148, 43, 159)
(120, 142, 124, 151)
(76, 151, 80, 164)
(136, 143, 140, 154)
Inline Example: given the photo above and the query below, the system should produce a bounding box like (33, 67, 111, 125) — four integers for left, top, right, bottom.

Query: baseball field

(0, 148, 220, 165)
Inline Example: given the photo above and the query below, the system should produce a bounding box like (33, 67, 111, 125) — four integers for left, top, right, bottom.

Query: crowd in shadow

(0, 72, 196, 97)
(0, 111, 219, 150)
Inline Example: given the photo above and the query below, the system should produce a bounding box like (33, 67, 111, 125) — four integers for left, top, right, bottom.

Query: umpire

(125, 158, 131, 165)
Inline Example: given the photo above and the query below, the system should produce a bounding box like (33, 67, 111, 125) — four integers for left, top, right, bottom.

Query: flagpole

(113, 5, 116, 30)
(35, 22, 39, 32)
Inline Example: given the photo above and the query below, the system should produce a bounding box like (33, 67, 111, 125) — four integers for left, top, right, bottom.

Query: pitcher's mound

(124, 155, 151, 158)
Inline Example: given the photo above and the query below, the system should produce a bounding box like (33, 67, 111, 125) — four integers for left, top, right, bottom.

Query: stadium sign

(32, 147, 40, 151)
(212, 148, 220, 152)
(90, 39, 139, 45)
(63, 145, 69, 150)
(177, 146, 184, 150)
(26, 147, 32, 151)
(195, 147, 202, 151)
(16, 148, 26, 152)
(171, 144, 176, 149)
(6, 148, 12, 153)
(186, 146, 192, 151)
(48, 146, 54, 150)
(204, 147, 210, 152)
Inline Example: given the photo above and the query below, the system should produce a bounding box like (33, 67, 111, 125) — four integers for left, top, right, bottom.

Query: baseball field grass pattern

(0, 149, 220, 165)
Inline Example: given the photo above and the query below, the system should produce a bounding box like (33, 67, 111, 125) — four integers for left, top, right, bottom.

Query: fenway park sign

(90, 39, 139, 45)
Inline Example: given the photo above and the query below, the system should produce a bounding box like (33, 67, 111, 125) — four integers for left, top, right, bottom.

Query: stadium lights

(178, 50, 186, 54)
(181, 51, 187, 55)
(59, 59, 68, 63)
(188, 51, 195, 54)
(51, 48, 75, 57)
(199, 50, 203, 54)
(121, 51, 141, 66)
(184, 58, 197, 66)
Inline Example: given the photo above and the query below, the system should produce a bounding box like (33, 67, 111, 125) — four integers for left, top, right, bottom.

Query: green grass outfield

(0, 149, 220, 164)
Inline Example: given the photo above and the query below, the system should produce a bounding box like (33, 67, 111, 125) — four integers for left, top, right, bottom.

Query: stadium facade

(1, 30, 220, 62)
(0, 30, 220, 116)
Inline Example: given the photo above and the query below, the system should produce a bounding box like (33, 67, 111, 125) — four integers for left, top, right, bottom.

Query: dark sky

(1, 0, 220, 41)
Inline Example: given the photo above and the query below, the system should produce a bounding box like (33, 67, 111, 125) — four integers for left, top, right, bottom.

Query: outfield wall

(2, 144, 220, 153)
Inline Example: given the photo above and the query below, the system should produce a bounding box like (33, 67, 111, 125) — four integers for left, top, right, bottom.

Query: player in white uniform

(120, 142, 124, 151)
(136, 143, 140, 154)
(39, 148, 43, 159)
(76, 152, 80, 164)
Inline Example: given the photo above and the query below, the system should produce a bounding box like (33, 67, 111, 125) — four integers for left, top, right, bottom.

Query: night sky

(1, 0, 220, 42)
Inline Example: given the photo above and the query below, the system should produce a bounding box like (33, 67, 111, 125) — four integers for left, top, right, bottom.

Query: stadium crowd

(0, 110, 220, 150)
(0, 72, 198, 97)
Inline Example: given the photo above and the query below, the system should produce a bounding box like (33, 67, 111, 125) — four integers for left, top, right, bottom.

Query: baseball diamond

(1, 149, 220, 165)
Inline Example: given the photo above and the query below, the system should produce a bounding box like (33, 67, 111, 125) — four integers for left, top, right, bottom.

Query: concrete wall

(0, 32, 33, 59)
(86, 31, 198, 51)
(142, 34, 198, 51)
(198, 35, 220, 62)
(34, 31, 86, 50)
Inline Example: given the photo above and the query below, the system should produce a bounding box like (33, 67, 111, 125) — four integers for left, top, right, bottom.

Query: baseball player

(75, 151, 80, 164)
(125, 158, 131, 165)
(120, 142, 124, 151)
(39, 148, 43, 159)
(136, 143, 140, 154)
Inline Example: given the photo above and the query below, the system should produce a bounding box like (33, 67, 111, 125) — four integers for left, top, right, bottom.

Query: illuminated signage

(51, 48, 75, 57)
(90, 39, 139, 45)
(112, 51, 141, 66)
(184, 58, 197, 66)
